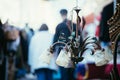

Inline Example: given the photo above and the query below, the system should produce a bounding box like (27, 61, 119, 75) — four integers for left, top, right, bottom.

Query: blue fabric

(76, 64, 86, 76)
(16, 68, 26, 78)
(35, 68, 53, 80)
(59, 67, 75, 80)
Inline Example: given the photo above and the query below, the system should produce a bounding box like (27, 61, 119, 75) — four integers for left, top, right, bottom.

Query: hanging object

(56, 48, 74, 68)
(39, 0, 112, 68)
(39, 47, 54, 64)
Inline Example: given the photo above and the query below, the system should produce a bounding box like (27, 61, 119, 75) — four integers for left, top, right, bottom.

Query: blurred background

(0, 0, 120, 80)
(0, 0, 113, 33)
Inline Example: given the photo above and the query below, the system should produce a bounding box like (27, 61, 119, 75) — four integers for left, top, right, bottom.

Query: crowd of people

(0, 1, 117, 80)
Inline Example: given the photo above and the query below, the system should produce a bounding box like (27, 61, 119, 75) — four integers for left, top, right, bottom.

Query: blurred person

(2, 21, 20, 80)
(99, 2, 114, 48)
(15, 29, 32, 79)
(53, 9, 76, 80)
(53, 9, 72, 43)
(18, 27, 34, 70)
(0, 19, 4, 64)
(22, 23, 34, 64)
(15, 24, 34, 79)
(3, 24, 20, 56)
(82, 13, 100, 39)
(0, 19, 6, 80)
(19, 29, 29, 69)
(24, 23, 33, 45)
(98, 2, 114, 79)
(28, 23, 57, 80)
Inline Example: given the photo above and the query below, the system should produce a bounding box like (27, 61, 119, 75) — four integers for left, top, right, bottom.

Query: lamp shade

(104, 47, 113, 61)
(94, 50, 109, 66)
(56, 49, 74, 68)
(39, 49, 53, 64)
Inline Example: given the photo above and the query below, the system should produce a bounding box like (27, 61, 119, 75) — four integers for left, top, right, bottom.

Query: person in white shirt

(28, 24, 57, 80)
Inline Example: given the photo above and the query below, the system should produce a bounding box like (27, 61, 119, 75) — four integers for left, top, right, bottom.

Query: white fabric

(28, 31, 57, 73)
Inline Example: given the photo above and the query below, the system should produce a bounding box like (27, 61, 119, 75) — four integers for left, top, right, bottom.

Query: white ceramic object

(94, 47, 113, 66)
(56, 49, 74, 68)
(94, 50, 109, 66)
(104, 47, 113, 61)
(39, 49, 53, 64)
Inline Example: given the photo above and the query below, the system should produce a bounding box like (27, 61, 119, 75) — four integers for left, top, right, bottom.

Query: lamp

(39, 0, 112, 68)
